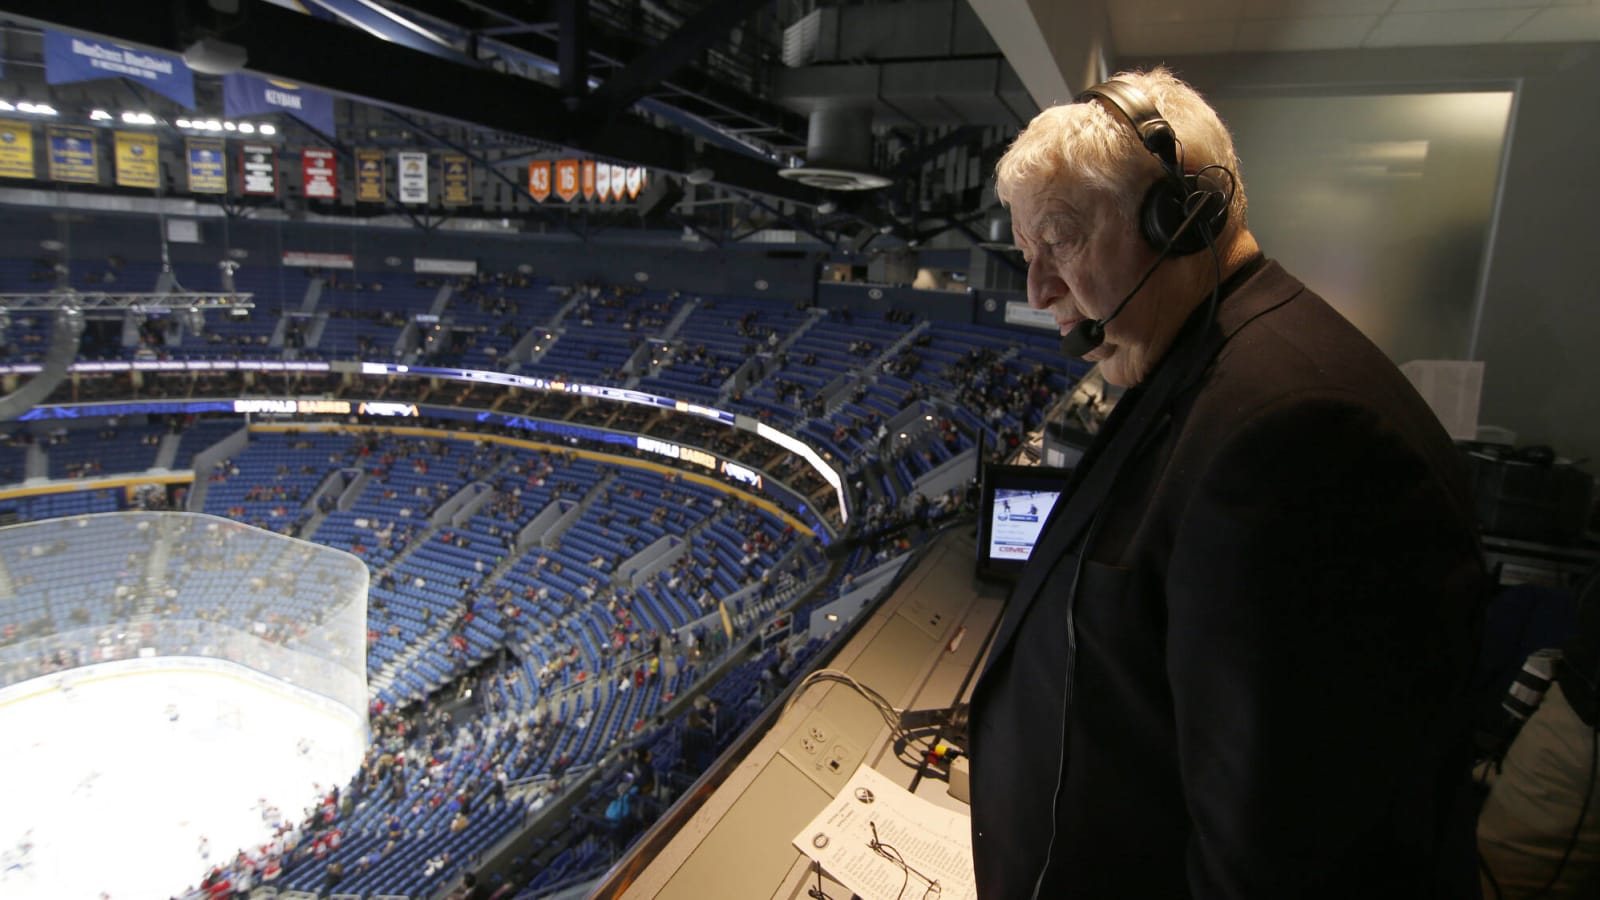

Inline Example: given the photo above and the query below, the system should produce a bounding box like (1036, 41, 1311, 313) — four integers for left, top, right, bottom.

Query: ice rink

(0, 657, 366, 900)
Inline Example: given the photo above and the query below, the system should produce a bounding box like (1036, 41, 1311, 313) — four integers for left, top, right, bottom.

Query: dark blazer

(968, 261, 1486, 899)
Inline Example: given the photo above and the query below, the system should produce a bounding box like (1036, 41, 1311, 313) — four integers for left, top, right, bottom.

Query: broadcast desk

(592, 525, 1007, 899)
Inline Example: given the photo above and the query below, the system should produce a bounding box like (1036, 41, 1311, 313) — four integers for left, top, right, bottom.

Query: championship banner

(595, 163, 610, 203)
(609, 164, 626, 201)
(440, 153, 470, 206)
(626, 166, 643, 199)
(528, 161, 551, 202)
(302, 148, 336, 199)
(221, 73, 335, 137)
(240, 144, 277, 196)
(581, 160, 596, 201)
(0, 120, 35, 179)
(397, 151, 428, 204)
(355, 149, 384, 202)
(555, 159, 580, 203)
(113, 131, 158, 189)
(186, 137, 226, 193)
(44, 30, 194, 110)
(46, 126, 97, 184)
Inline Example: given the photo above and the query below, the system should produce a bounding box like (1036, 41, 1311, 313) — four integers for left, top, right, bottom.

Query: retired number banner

(114, 131, 159, 189)
(528, 161, 551, 202)
(302, 148, 336, 199)
(555, 159, 579, 203)
(0, 120, 35, 179)
(595, 163, 610, 203)
(581, 160, 596, 201)
(355, 149, 384, 203)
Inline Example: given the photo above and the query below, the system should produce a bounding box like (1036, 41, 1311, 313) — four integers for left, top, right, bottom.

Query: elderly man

(967, 68, 1486, 898)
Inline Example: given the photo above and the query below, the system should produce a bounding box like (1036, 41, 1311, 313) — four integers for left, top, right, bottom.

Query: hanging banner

(626, 167, 643, 199)
(46, 126, 97, 184)
(186, 137, 226, 193)
(221, 73, 335, 137)
(595, 163, 610, 203)
(240, 143, 277, 196)
(113, 131, 158, 189)
(528, 160, 551, 202)
(355, 149, 384, 202)
(609, 164, 626, 201)
(282, 251, 354, 270)
(581, 160, 596, 201)
(302, 148, 336, 199)
(397, 151, 427, 204)
(44, 30, 194, 110)
(0, 120, 35, 179)
(440, 153, 470, 206)
(555, 159, 580, 203)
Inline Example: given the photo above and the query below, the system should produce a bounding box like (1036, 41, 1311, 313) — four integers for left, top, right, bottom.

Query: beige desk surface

(617, 526, 1007, 900)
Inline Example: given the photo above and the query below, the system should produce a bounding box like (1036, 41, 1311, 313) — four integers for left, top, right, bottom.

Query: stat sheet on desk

(792, 763, 977, 900)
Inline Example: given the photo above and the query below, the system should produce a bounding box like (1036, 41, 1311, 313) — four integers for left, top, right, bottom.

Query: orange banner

(581, 160, 596, 201)
(528, 160, 551, 202)
(555, 159, 579, 202)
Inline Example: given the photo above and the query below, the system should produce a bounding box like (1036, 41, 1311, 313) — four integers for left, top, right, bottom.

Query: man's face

(1011, 184, 1182, 387)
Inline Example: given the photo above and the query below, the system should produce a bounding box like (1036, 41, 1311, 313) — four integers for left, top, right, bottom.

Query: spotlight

(223, 121, 237, 131)
(260, 124, 276, 136)
(92, 110, 113, 122)
(175, 118, 191, 128)
(238, 123, 255, 134)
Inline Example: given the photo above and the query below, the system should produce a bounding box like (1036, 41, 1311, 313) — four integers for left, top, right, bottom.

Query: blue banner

(222, 73, 335, 137)
(44, 30, 194, 110)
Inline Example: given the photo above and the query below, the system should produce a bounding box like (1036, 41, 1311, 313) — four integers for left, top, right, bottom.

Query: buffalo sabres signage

(398, 152, 428, 204)
(222, 73, 335, 137)
(44, 30, 194, 110)
(355, 149, 384, 202)
(0, 120, 35, 180)
(302, 148, 336, 199)
(114, 131, 159, 189)
(187, 137, 226, 193)
(47, 126, 97, 184)
(240, 144, 277, 196)
(441, 153, 470, 206)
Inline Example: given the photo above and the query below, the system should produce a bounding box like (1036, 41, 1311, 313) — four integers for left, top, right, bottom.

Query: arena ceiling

(0, 0, 1038, 256)
(4, 1, 1577, 255)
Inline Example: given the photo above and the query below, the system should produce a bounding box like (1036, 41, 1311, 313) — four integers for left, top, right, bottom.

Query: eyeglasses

(868, 821, 942, 900)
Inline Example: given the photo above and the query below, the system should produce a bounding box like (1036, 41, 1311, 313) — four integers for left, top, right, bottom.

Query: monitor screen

(987, 487, 1061, 562)
(975, 463, 1073, 579)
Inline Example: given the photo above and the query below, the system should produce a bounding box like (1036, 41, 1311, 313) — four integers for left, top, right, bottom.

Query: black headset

(1057, 79, 1234, 359)
(1077, 79, 1229, 258)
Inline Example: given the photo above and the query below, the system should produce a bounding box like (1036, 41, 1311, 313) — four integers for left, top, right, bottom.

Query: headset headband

(1077, 80, 1180, 174)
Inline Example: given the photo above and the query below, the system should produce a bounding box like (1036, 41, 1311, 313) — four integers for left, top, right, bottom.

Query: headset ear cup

(1139, 175, 1228, 257)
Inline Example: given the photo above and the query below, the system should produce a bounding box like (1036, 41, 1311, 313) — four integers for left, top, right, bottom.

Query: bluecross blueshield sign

(222, 73, 335, 137)
(44, 30, 194, 110)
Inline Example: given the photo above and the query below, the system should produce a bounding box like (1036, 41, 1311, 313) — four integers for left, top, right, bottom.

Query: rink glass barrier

(0, 512, 369, 717)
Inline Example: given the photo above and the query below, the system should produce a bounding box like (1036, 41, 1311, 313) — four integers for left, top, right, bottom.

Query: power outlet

(780, 711, 862, 795)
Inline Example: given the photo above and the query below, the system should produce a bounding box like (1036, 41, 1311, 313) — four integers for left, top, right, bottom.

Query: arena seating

(0, 264, 1079, 899)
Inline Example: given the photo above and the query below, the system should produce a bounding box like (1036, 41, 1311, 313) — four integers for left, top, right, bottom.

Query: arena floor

(0, 657, 366, 900)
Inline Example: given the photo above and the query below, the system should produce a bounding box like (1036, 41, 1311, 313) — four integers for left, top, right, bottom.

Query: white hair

(996, 66, 1247, 232)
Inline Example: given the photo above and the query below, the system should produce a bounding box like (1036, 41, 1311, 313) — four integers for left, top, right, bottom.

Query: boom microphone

(1059, 200, 1213, 359)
